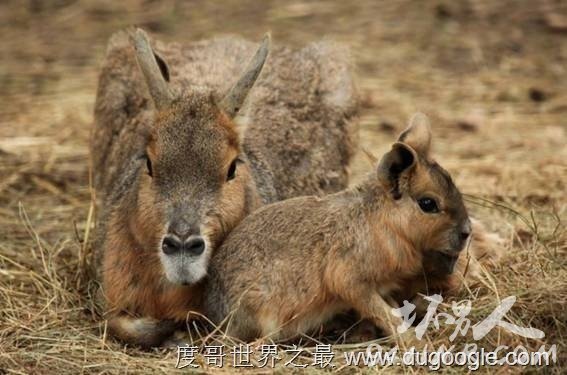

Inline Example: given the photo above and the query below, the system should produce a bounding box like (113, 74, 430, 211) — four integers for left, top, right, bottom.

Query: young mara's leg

(107, 314, 177, 348)
(223, 307, 263, 342)
(338, 284, 403, 336)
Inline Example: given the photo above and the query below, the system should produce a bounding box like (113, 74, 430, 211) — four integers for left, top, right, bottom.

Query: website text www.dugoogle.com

(343, 344, 557, 370)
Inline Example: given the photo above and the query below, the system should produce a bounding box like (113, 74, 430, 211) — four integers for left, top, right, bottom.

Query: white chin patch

(159, 242, 211, 285)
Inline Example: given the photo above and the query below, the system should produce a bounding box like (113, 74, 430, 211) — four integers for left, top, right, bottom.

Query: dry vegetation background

(0, 0, 566, 373)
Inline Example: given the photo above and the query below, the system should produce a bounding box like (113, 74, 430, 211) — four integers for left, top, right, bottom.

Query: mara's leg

(107, 314, 177, 348)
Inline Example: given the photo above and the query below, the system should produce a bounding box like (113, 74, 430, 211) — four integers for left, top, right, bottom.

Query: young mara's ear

(377, 142, 417, 199)
(397, 112, 432, 156)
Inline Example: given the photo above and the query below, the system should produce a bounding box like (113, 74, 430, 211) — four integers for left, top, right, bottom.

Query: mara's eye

(226, 159, 239, 181)
(145, 156, 153, 177)
(418, 197, 439, 213)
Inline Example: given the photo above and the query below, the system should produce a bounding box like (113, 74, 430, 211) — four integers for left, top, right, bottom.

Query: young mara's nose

(461, 219, 472, 242)
(162, 235, 206, 256)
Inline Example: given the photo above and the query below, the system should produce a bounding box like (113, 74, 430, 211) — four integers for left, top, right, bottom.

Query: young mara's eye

(145, 156, 153, 177)
(418, 197, 439, 213)
(226, 158, 240, 181)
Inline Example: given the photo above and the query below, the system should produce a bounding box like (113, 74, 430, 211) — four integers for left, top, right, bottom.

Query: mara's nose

(168, 219, 198, 242)
(461, 219, 472, 242)
(184, 236, 206, 255)
(161, 235, 206, 256)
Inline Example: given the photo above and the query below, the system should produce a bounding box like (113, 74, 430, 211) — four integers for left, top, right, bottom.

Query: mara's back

(91, 31, 358, 203)
(243, 41, 358, 199)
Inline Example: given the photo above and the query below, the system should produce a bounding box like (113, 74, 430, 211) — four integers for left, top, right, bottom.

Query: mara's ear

(130, 28, 173, 109)
(153, 52, 170, 82)
(220, 33, 270, 118)
(397, 112, 432, 156)
(376, 142, 417, 199)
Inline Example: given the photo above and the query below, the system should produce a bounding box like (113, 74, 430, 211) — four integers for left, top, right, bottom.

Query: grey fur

(92, 31, 357, 202)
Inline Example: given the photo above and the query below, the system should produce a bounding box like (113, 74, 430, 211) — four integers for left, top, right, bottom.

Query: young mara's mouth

(434, 249, 461, 258)
(425, 250, 460, 276)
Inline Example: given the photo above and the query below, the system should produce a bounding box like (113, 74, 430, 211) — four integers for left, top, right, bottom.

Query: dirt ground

(0, 0, 565, 373)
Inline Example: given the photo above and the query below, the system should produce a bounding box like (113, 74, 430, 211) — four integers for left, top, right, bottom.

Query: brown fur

(204, 115, 472, 341)
(91, 30, 358, 347)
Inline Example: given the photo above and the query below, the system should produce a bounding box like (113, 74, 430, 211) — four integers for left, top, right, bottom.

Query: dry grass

(0, 0, 565, 373)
